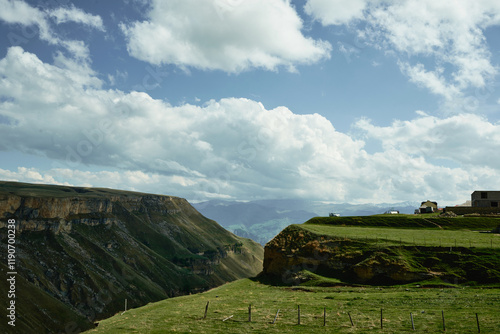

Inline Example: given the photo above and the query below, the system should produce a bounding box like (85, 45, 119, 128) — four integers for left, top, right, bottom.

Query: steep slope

(0, 181, 263, 333)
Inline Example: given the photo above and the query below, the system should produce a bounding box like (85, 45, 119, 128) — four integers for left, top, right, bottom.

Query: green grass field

(300, 224, 500, 249)
(305, 214, 500, 231)
(86, 278, 499, 333)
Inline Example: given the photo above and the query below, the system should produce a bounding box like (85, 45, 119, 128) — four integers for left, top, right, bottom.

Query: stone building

(471, 191, 500, 208)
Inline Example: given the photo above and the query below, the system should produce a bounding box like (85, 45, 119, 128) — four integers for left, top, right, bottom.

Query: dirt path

(422, 218, 443, 229)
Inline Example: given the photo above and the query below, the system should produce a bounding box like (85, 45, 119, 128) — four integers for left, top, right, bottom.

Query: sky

(0, 0, 500, 206)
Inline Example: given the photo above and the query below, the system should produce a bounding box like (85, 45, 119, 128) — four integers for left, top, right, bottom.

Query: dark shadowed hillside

(0, 181, 263, 334)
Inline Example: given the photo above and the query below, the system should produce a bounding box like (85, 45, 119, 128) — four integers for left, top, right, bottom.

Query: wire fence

(363, 235, 500, 249)
(301, 225, 500, 249)
(200, 303, 495, 332)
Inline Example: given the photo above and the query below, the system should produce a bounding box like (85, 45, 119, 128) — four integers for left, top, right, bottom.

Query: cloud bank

(1, 46, 499, 204)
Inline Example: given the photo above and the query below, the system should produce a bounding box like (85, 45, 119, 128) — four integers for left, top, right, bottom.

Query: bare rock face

(0, 192, 185, 233)
(263, 227, 331, 276)
(0, 182, 263, 334)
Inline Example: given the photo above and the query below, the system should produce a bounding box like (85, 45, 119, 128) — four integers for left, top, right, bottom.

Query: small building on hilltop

(471, 191, 500, 208)
(419, 200, 438, 214)
(444, 191, 500, 215)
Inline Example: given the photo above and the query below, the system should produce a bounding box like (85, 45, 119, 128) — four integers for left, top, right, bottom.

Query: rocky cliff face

(0, 191, 189, 232)
(0, 182, 263, 334)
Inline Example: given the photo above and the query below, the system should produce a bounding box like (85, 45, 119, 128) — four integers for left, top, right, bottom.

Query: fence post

(381, 308, 383, 329)
(272, 309, 280, 324)
(248, 304, 251, 322)
(476, 313, 480, 333)
(121, 298, 128, 315)
(410, 312, 415, 330)
(348, 312, 354, 327)
(203, 301, 209, 320)
(298, 305, 300, 325)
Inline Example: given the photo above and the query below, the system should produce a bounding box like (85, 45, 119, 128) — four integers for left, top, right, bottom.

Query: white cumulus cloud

(355, 113, 500, 168)
(120, 0, 332, 73)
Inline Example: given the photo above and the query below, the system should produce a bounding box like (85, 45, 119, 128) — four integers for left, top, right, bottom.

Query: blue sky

(1, 0, 500, 205)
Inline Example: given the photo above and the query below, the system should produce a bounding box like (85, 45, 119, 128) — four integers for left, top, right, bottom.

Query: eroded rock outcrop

(263, 225, 432, 285)
(0, 192, 184, 233)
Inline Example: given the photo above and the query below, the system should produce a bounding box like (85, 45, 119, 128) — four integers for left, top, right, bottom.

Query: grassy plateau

(301, 224, 499, 249)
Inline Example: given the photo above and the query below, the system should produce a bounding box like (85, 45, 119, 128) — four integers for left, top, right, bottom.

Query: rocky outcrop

(263, 225, 433, 285)
(263, 224, 500, 286)
(0, 192, 184, 233)
(0, 181, 263, 334)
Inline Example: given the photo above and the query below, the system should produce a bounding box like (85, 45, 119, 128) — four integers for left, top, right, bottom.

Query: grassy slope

(86, 278, 500, 334)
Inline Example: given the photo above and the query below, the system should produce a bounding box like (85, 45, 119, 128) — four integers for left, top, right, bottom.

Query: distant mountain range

(194, 199, 418, 245)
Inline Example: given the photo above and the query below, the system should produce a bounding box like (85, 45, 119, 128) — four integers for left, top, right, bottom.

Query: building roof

(420, 200, 437, 207)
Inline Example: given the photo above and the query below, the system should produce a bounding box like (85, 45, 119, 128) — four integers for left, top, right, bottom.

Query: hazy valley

(194, 199, 418, 245)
